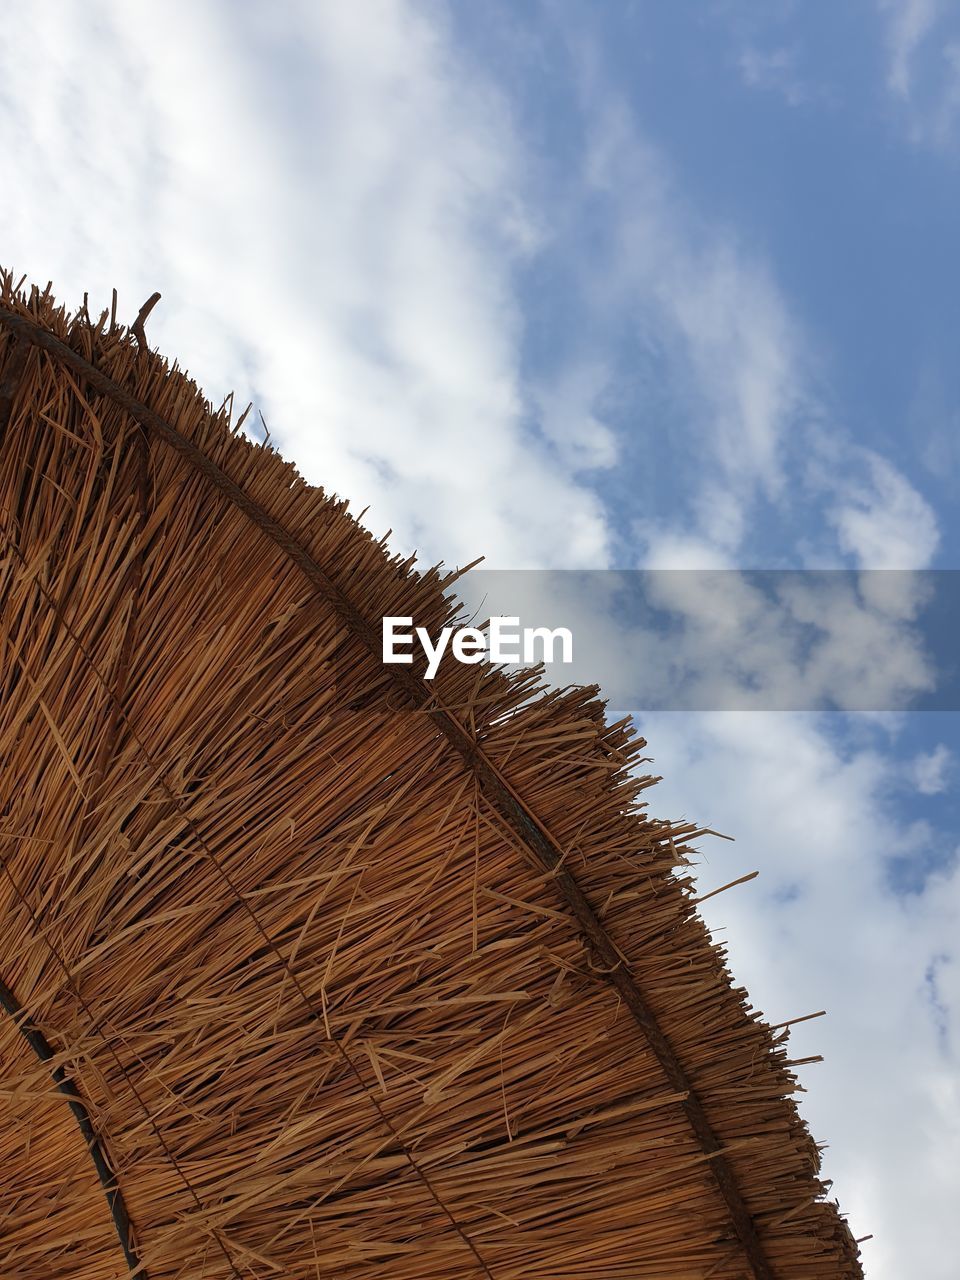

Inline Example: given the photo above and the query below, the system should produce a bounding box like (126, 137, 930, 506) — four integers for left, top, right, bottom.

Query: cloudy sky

(2, 2, 959, 1275)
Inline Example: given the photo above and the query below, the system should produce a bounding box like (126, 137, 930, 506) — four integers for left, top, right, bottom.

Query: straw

(0, 273, 863, 1279)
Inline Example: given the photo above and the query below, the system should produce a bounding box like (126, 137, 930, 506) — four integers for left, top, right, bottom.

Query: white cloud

(881, 0, 943, 97)
(576, 93, 940, 575)
(910, 743, 954, 794)
(738, 44, 822, 108)
(828, 452, 941, 569)
(463, 566, 936, 715)
(580, 100, 804, 558)
(641, 709, 960, 1280)
(877, 0, 960, 146)
(0, 0, 613, 570)
(560, 57, 956, 1280)
(531, 358, 621, 471)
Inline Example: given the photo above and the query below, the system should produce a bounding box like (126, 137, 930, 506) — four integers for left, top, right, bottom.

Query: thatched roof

(0, 274, 863, 1279)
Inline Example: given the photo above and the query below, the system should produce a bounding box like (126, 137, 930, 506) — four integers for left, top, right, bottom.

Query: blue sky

(451, 0, 960, 570)
(2, 2, 959, 1276)
(528, 4, 953, 515)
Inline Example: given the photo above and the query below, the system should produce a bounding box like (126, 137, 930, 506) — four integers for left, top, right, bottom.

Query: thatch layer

(0, 276, 863, 1279)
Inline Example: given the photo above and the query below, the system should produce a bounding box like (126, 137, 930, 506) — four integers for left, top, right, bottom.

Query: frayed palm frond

(0, 274, 862, 1280)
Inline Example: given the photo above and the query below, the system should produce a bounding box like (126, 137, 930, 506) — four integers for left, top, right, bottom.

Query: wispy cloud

(0, 0, 614, 570)
(460, 566, 940, 714)
(878, 0, 960, 145)
(643, 707, 960, 1280)
(573, 90, 940, 573)
(580, 101, 802, 545)
(910, 742, 954, 794)
(827, 451, 941, 568)
(738, 44, 827, 108)
(551, 52, 955, 1276)
(881, 0, 943, 97)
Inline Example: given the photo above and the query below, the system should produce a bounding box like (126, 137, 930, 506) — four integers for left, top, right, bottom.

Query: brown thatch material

(0, 273, 864, 1280)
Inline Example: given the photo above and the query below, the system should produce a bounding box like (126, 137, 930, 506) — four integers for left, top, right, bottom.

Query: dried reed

(0, 274, 863, 1279)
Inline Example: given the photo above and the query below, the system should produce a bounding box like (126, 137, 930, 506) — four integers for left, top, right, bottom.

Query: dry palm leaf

(0, 273, 863, 1280)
